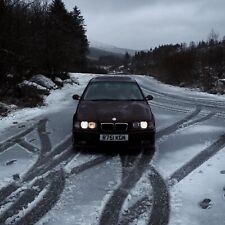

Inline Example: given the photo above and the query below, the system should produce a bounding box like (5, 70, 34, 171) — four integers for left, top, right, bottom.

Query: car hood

(75, 101, 153, 122)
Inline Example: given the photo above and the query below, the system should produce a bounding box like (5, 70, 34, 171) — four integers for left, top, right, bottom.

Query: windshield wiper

(87, 99, 144, 101)
(88, 99, 118, 101)
(125, 99, 144, 101)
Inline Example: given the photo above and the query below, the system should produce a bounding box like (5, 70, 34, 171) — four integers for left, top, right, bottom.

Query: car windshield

(83, 81, 144, 101)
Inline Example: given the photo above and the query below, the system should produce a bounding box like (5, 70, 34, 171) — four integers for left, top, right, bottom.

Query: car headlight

(140, 121, 148, 129)
(75, 121, 97, 129)
(88, 122, 97, 129)
(133, 121, 153, 129)
(81, 121, 88, 129)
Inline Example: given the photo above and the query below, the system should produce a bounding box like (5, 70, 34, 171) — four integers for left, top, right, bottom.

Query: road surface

(0, 74, 225, 225)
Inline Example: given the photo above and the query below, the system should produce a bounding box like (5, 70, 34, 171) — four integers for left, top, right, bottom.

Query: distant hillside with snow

(89, 40, 137, 56)
(88, 47, 124, 61)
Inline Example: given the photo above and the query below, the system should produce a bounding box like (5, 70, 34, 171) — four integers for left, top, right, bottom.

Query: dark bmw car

(72, 76, 155, 151)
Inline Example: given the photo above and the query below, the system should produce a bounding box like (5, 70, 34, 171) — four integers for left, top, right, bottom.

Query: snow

(0, 73, 94, 190)
(135, 75, 225, 102)
(0, 73, 94, 135)
(0, 144, 38, 189)
(218, 78, 225, 83)
(54, 77, 63, 83)
(37, 156, 121, 225)
(152, 117, 225, 178)
(64, 153, 96, 174)
(1, 73, 225, 225)
(70, 76, 80, 85)
(152, 105, 189, 131)
(30, 74, 57, 90)
(90, 39, 136, 55)
(119, 172, 152, 224)
(169, 146, 225, 225)
(0, 102, 17, 116)
(18, 80, 48, 91)
(5, 186, 48, 225)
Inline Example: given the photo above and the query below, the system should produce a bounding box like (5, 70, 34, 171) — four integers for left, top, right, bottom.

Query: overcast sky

(64, 0, 225, 50)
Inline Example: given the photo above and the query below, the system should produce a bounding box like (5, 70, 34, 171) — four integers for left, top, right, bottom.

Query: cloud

(64, 0, 225, 49)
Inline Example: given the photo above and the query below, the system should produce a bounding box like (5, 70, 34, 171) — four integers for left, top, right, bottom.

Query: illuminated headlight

(140, 121, 148, 129)
(88, 122, 97, 129)
(81, 121, 88, 129)
(75, 121, 97, 129)
(133, 121, 149, 129)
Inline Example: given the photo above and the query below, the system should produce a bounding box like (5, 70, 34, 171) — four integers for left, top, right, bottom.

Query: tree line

(0, 0, 88, 92)
(131, 30, 225, 92)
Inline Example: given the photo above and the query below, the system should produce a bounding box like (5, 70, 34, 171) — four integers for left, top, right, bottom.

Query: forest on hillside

(0, 0, 88, 96)
(1, 0, 225, 97)
(130, 30, 225, 93)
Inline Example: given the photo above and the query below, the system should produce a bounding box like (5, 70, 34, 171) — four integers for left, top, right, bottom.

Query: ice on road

(0, 73, 225, 225)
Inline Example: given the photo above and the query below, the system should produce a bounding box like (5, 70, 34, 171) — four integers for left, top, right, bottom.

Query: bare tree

(207, 29, 219, 45)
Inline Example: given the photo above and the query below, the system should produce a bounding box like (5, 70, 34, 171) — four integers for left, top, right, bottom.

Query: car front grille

(115, 123, 128, 131)
(101, 123, 114, 132)
(101, 123, 128, 132)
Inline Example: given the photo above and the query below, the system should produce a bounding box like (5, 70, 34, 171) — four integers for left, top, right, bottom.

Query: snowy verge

(135, 75, 225, 102)
(169, 146, 225, 225)
(0, 73, 94, 134)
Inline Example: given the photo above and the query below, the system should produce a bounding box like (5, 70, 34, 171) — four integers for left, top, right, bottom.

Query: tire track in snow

(168, 133, 225, 185)
(145, 87, 225, 186)
(99, 150, 155, 225)
(0, 124, 37, 154)
(105, 80, 220, 225)
(142, 84, 225, 119)
(0, 155, 112, 225)
(24, 148, 72, 182)
(37, 119, 52, 159)
(118, 108, 214, 225)
(0, 118, 115, 225)
(99, 107, 202, 225)
(69, 155, 112, 176)
(119, 165, 170, 225)
(13, 170, 65, 225)
(119, 197, 151, 225)
(147, 165, 170, 225)
(156, 106, 201, 138)
(16, 139, 39, 153)
(0, 184, 18, 206)
(140, 81, 225, 111)
(0, 179, 47, 224)
(0, 81, 220, 225)
(24, 135, 72, 181)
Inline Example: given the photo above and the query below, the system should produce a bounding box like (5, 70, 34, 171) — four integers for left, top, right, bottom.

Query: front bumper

(73, 129, 155, 149)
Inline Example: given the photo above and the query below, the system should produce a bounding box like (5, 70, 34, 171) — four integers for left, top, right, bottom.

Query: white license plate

(100, 134, 129, 142)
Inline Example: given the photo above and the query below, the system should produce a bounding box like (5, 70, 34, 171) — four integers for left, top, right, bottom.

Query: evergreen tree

(123, 52, 130, 68)
(47, 0, 70, 75)
(46, 0, 88, 76)
(0, 0, 89, 94)
(70, 6, 88, 71)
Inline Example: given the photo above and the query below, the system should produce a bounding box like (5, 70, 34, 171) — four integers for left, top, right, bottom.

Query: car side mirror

(145, 95, 153, 101)
(72, 94, 80, 100)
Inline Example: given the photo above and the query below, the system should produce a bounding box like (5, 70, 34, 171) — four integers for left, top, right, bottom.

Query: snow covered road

(0, 74, 225, 225)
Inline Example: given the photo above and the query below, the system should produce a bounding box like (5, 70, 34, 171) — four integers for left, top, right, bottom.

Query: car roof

(90, 76, 137, 83)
